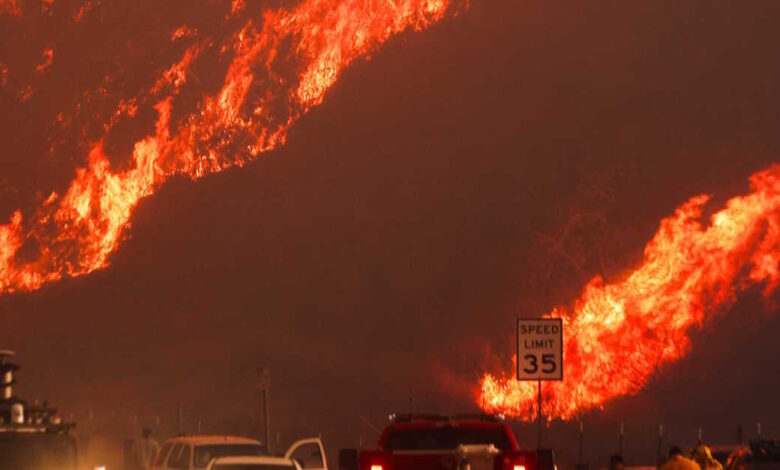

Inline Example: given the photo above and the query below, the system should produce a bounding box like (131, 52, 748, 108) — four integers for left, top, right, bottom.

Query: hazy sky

(1, 0, 780, 466)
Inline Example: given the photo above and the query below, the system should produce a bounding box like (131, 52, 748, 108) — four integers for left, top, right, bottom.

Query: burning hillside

(480, 165, 780, 419)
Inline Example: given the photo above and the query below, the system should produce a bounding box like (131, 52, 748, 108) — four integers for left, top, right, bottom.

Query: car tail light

(514, 466, 526, 470)
(371, 465, 383, 470)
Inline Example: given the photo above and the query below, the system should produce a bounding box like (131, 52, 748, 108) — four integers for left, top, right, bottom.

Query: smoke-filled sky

(1, 0, 780, 466)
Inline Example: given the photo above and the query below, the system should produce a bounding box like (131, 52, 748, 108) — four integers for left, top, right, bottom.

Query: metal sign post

(516, 318, 564, 448)
(537, 380, 543, 446)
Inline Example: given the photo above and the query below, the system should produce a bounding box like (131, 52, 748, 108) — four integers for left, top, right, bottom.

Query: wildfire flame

(479, 165, 780, 420)
(0, 0, 455, 294)
(0, 0, 21, 18)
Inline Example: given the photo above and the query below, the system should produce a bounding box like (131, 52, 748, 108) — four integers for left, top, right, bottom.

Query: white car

(153, 435, 266, 470)
(207, 456, 297, 470)
(207, 438, 327, 470)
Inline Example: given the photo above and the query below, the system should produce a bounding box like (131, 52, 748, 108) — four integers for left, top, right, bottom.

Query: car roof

(386, 414, 508, 429)
(164, 435, 263, 446)
(711, 445, 747, 451)
(212, 456, 294, 465)
(390, 420, 508, 429)
(379, 417, 519, 452)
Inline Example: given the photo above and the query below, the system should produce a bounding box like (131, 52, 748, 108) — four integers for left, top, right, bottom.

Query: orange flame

(479, 165, 780, 420)
(0, 61, 7, 86)
(0, 0, 21, 17)
(0, 0, 455, 294)
(35, 47, 54, 74)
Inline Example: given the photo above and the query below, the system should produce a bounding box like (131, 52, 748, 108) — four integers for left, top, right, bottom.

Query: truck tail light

(503, 452, 533, 470)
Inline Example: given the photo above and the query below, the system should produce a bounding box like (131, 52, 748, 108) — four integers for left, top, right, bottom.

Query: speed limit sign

(516, 318, 563, 381)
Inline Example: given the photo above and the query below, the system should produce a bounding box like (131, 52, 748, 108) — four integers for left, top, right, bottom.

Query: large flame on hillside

(0, 0, 456, 294)
(479, 165, 780, 420)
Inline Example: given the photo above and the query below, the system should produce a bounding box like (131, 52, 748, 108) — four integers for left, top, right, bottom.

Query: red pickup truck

(340, 414, 544, 470)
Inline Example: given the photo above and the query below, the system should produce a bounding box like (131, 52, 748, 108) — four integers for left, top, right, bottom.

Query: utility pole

(657, 424, 664, 468)
(619, 421, 624, 457)
(259, 367, 272, 454)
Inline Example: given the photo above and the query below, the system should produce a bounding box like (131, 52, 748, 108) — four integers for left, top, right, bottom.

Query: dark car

(726, 441, 780, 470)
(711, 446, 747, 467)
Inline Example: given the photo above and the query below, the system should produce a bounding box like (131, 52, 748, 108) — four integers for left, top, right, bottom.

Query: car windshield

(193, 444, 266, 468)
(212, 465, 296, 470)
(384, 426, 511, 451)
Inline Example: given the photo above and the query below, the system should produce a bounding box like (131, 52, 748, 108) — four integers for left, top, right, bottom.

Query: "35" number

(523, 354, 557, 374)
